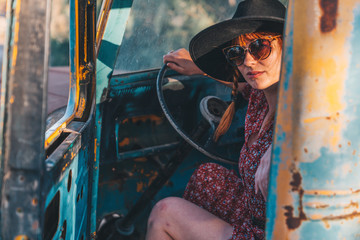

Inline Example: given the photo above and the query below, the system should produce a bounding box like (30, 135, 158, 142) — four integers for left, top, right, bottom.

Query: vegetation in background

(115, 0, 288, 73)
(50, 0, 103, 66)
(115, 0, 242, 73)
(50, 0, 288, 68)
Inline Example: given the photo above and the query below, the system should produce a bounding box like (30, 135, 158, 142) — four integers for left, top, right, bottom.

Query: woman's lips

(247, 71, 264, 78)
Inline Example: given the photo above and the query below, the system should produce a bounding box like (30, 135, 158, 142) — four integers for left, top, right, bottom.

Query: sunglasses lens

(225, 46, 245, 66)
(223, 38, 274, 66)
(249, 39, 271, 60)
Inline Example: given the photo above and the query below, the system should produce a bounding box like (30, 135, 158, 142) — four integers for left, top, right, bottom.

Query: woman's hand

(255, 144, 272, 201)
(163, 48, 205, 76)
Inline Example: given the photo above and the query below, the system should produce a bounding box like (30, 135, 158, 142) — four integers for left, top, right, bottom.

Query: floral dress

(183, 85, 273, 240)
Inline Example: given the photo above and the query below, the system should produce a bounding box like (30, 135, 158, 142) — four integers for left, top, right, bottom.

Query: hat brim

(189, 17, 284, 81)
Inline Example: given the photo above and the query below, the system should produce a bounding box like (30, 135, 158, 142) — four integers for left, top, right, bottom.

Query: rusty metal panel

(45, 0, 96, 149)
(92, 0, 133, 233)
(0, 0, 51, 238)
(267, 0, 360, 239)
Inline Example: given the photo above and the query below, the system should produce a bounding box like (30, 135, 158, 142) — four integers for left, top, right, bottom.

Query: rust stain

(305, 189, 360, 196)
(354, 189, 360, 194)
(32, 198, 38, 206)
(62, 162, 71, 172)
(15, 236, 29, 240)
(285, 170, 307, 230)
(322, 211, 360, 221)
(94, 138, 97, 158)
(91, 231, 97, 239)
(136, 181, 145, 192)
(118, 137, 130, 147)
(32, 220, 39, 230)
(322, 220, 330, 229)
(344, 201, 359, 209)
(303, 112, 339, 124)
(148, 171, 159, 185)
(11, 0, 22, 74)
(320, 0, 338, 33)
(134, 157, 147, 162)
(99, 177, 126, 192)
(121, 115, 163, 125)
(75, 97, 86, 118)
(284, 202, 306, 230)
(290, 171, 302, 191)
(305, 202, 330, 209)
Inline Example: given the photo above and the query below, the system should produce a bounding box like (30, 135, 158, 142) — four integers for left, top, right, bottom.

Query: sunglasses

(222, 36, 280, 66)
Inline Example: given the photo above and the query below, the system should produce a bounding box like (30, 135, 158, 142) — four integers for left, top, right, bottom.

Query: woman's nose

(243, 51, 257, 67)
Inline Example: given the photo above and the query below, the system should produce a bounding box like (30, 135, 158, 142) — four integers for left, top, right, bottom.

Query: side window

(47, 0, 103, 118)
(48, 0, 70, 116)
(114, 0, 242, 74)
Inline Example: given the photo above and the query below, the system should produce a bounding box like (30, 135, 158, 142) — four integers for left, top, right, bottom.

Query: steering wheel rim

(156, 64, 237, 165)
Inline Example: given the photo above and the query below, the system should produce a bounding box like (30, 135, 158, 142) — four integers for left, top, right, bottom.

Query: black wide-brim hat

(189, 0, 286, 81)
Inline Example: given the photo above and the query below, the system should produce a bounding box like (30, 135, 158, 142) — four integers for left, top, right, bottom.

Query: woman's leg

(146, 197, 233, 240)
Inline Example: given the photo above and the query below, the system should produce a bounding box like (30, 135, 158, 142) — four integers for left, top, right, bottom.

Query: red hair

(213, 32, 282, 142)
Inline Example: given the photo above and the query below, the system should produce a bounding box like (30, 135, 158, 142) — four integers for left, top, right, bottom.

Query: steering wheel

(156, 64, 237, 165)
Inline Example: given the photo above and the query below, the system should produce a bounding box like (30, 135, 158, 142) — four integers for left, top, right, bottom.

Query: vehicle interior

(43, 0, 249, 239)
(3, 0, 360, 239)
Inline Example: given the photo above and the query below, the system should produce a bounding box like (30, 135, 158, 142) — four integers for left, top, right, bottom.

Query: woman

(146, 0, 285, 239)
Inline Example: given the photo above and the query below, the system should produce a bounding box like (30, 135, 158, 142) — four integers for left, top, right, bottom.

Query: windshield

(113, 0, 243, 74)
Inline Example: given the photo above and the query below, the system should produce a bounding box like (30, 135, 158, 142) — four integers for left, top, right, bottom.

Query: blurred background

(0, 0, 288, 114)
(0, 0, 5, 75)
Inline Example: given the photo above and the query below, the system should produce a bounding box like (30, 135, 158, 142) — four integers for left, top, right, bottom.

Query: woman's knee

(147, 197, 182, 229)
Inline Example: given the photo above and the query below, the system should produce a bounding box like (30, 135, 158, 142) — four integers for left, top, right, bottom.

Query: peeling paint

(284, 170, 307, 230)
(118, 137, 130, 147)
(320, 0, 338, 33)
(14, 235, 29, 240)
(121, 115, 163, 125)
(322, 211, 360, 221)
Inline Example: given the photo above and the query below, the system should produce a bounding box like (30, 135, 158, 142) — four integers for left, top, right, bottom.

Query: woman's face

(237, 38, 282, 90)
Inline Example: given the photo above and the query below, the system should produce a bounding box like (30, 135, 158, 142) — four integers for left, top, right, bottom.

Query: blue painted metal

(267, 0, 360, 239)
(44, 119, 94, 240)
(43, 0, 97, 238)
(93, 0, 134, 233)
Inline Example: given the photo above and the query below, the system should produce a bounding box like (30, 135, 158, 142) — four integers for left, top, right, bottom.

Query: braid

(213, 68, 240, 142)
(213, 31, 282, 142)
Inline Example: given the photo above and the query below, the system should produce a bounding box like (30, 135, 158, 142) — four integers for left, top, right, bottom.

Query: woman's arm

(163, 48, 249, 94)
